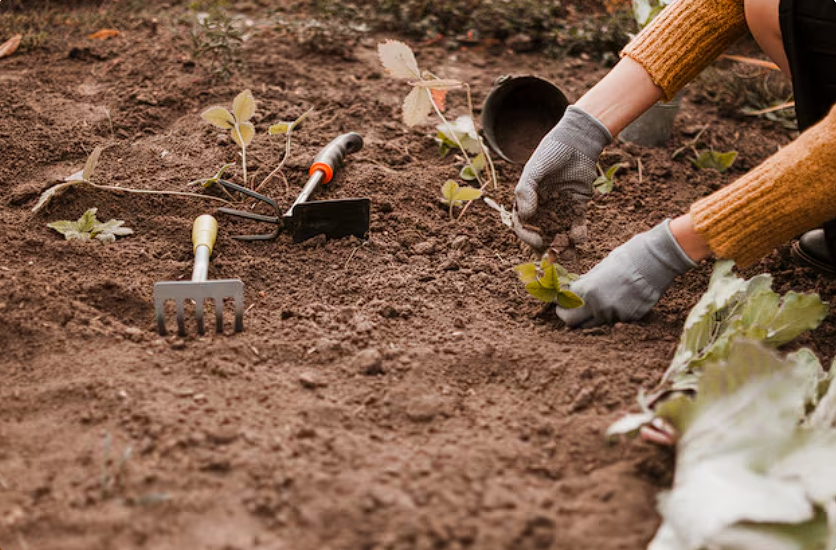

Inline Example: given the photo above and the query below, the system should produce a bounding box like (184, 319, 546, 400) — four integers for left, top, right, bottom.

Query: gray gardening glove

(513, 105, 612, 248)
(557, 220, 698, 328)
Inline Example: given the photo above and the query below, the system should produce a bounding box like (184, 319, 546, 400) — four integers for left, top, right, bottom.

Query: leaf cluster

(607, 260, 834, 549)
(593, 162, 621, 194)
(514, 257, 584, 308)
(440, 180, 481, 219)
(672, 125, 738, 173)
(47, 208, 133, 243)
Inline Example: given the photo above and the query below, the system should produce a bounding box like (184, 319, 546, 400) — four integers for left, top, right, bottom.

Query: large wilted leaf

(82, 146, 103, 181)
(32, 181, 81, 213)
(378, 39, 421, 80)
(402, 86, 433, 127)
(648, 341, 836, 550)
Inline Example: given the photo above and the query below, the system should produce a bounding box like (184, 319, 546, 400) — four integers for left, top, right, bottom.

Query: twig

(88, 182, 232, 204)
(637, 158, 643, 184)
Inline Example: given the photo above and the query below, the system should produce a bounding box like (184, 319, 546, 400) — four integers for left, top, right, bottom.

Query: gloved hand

(513, 105, 612, 248)
(557, 220, 698, 327)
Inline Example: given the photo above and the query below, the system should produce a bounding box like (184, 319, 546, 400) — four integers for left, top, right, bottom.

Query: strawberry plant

(377, 39, 500, 221)
(514, 257, 584, 309)
(47, 208, 133, 243)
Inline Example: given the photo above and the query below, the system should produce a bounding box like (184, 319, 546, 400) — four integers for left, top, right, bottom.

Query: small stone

(124, 326, 144, 342)
(450, 235, 469, 250)
(355, 348, 383, 375)
(412, 241, 436, 255)
(298, 371, 327, 389)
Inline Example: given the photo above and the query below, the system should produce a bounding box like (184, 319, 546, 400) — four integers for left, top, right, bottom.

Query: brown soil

(3, 3, 836, 550)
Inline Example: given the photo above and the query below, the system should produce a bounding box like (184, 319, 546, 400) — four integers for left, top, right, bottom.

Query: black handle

(309, 132, 364, 184)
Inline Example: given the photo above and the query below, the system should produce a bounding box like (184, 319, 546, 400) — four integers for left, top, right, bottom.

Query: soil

(3, 3, 836, 550)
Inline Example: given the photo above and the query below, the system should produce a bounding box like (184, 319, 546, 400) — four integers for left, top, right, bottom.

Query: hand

(557, 220, 697, 327)
(513, 105, 611, 247)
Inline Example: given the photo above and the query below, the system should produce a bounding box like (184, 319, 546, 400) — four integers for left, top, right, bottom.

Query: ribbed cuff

(621, 0, 748, 101)
(555, 105, 612, 159)
(691, 105, 836, 267)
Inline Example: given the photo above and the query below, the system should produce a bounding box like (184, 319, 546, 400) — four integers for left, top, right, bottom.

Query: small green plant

(202, 89, 256, 187)
(378, 39, 498, 203)
(47, 208, 133, 242)
(440, 180, 482, 220)
(187, 2, 243, 80)
(593, 162, 621, 194)
(672, 125, 738, 173)
(256, 107, 314, 192)
(514, 257, 584, 308)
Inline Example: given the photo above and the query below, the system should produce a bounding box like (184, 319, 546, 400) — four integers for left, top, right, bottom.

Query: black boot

(791, 229, 836, 276)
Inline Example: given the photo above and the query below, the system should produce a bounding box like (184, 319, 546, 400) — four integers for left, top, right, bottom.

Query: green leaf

(692, 150, 738, 172)
(82, 146, 103, 182)
(605, 412, 655, 439)
(440, 179, 459, 205)
(232, 121, 255, 148)
(201, 105, 234, 129)
(452, 186, 482, 203)
(540, 262, 559, 289)
(47, 208, 133, 243)
(556, 289, 584, 309)
(437, 115, 482, 155)
(232, 89, 255, 122)
(525, 280, 558, 303)
(268, 122, 289, 135)
(514, 263, 538, 284)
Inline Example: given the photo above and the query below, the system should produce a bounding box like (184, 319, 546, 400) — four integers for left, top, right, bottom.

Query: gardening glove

(513, 105, 612, 248)
(557, 219, 698, 328)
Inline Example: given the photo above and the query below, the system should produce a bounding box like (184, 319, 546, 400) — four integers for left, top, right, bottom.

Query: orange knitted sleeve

(691, 104, 836, 267)
(622, 0, 749, 101)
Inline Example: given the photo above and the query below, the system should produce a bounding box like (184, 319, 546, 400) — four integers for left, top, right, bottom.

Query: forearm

(575, 56, 664, 137)
(622, 0, 748, 101)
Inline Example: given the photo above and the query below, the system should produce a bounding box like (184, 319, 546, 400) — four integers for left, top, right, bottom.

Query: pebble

(298, 371, 327, 389)
(355, 348, 383, 375)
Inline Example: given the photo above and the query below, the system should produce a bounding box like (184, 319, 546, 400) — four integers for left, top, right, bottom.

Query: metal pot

(481, 75, 568, 164)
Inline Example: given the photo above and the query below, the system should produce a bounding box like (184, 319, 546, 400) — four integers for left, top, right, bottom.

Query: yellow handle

(192, 214, 218, 255)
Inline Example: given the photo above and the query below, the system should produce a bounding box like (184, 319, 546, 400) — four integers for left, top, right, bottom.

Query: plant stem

(87, 181, 232, 204)
(233, 123, 248, 187)
(463, 83, 498, 190)
(427, 86, 487, 190)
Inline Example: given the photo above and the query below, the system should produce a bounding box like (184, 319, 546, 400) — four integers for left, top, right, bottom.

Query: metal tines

(153, 215, 244, 336)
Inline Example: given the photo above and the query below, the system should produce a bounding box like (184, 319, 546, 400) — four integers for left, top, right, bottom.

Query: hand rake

(153, 215, 244, 336)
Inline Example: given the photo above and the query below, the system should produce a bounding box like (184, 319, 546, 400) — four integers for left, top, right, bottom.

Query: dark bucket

(481, 75, 568, 164)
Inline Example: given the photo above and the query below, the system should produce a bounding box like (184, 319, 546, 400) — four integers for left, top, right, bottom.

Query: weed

(593, 162, 621, 194)
(187, 1, 243, 80)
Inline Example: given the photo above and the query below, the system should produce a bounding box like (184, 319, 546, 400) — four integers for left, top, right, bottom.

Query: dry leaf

(402, 86, 433, 127)
(430, 89, 448, 111)
(0, 34, 22, 59)
(378, 40, 421, 80)
(88, 29, 120, 40)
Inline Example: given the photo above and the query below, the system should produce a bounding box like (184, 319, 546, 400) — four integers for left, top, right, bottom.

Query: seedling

(436, 115, 482, 158)
(187, 3, 243, 80)
(256, 106, 314, 192)
(32, 146, 230, 214)
(440, 180, 482, 220)
(514, 257, 584, 308)
(47, 207, 133, 242)
(593, 162, 621, 194)
(378, 39, 498, 193)
(202, 89, 256, 187)
(672, 125, 738, 173)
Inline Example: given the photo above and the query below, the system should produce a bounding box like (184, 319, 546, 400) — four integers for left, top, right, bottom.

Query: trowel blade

(287, 198, 371, 243)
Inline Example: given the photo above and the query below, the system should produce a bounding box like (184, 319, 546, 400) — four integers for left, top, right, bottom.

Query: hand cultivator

(153, 215, 245, 336)
(217, 132, 370, 242)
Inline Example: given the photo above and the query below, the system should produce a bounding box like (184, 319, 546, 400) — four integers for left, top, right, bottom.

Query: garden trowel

(217, 132, 370, 242)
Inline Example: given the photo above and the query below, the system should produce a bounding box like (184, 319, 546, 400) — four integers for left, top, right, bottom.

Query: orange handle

(307, 132, 363, 185)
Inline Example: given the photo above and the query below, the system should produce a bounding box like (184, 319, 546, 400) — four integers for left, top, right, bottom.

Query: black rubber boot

(791, 229, 836, 276)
